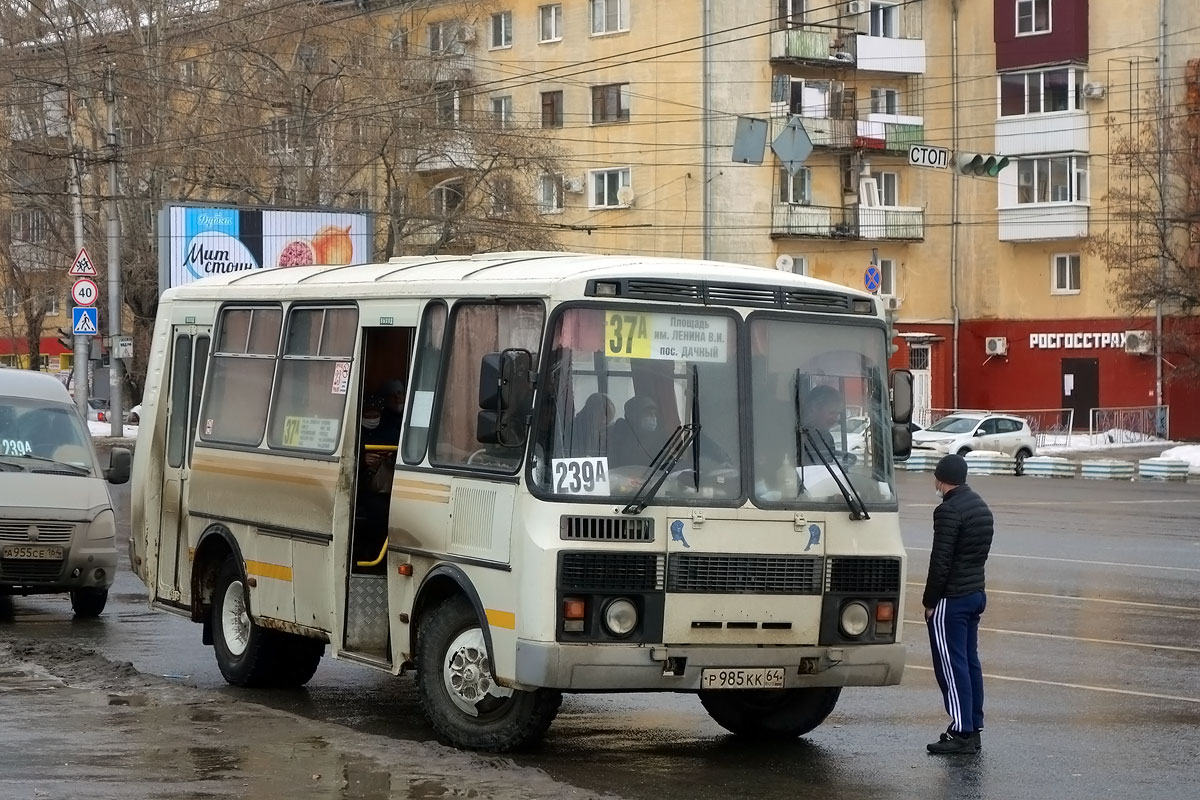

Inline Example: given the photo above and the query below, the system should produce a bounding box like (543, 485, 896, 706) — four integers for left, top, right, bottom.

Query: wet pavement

(2, 470, 1198, 799)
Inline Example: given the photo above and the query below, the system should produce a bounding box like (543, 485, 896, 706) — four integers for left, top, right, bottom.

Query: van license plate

(700, 668, 786, 689)
(2, 545, 64, 560)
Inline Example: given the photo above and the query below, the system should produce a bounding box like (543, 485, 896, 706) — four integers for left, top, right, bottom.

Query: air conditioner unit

(985, 336, 1008, 356)
(845, 1, 865, 14)
(1082, 82, 1106, 99)
(884, 296, 902, 311)
(455, 24, 476, 43)
(1124, 330, 1153, 354)
(564, 177, 585, 194)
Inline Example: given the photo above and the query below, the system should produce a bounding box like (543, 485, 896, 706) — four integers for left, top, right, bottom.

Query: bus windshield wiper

(621, 422, 700, 515)
(689, 366, 701, 492)
(801, 427, 870, 521)
(2, 453, 89, 474)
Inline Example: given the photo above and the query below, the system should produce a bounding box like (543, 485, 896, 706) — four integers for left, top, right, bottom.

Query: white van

(0, 369, 130, 616)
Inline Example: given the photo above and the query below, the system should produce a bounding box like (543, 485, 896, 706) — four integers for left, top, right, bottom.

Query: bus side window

(199, 306, 282, 447)
(431, 301, 544, 473)
(401, 302, 447, 465)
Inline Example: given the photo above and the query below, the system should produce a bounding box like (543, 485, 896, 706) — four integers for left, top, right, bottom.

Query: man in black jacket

(923, 453, 994, 754)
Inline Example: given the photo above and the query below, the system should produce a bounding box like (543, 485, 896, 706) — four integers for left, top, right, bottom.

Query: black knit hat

(935, 453, 968, 486)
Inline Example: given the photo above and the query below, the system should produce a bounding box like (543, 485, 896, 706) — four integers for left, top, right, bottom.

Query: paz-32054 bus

(130, 252, 914, 751)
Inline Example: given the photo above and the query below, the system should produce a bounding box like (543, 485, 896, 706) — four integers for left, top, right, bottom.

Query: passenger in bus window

(356, 393, 394, 564)
(571, 392, 614, 457)
(380, 378, 406, 443)
(608, 395, 667, 469)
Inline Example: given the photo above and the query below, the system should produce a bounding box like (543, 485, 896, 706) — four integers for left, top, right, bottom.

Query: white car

(912, 412, 1037, 472)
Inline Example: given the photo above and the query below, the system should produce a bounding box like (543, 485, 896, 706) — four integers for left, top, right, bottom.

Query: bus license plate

(700, 668, 786, 690)
(2, 545, 64, 560)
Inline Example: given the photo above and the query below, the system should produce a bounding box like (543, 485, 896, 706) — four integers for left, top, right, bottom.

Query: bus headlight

(839, 601, 870, 638)
(602, 598, 638, 637)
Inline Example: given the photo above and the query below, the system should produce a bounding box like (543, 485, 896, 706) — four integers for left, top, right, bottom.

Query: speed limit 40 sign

(72, 277, 98, 306)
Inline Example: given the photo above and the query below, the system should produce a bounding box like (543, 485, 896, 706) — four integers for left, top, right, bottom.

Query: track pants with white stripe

(926, 591, 987, 734)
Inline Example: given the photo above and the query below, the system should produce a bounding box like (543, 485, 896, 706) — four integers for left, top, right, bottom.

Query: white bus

(130, 252, 914, 751)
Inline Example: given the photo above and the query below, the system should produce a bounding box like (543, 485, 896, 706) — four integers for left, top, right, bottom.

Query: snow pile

(88, 420, 138, 438)
(1159, 445, 1200, 474)
(1040, 428, 1174, 453)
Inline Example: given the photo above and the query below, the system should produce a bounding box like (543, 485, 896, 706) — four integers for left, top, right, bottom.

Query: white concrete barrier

(1023, 456, 1077, 478)
(901, 450, 940, 472)
(1137, 458, 1190, 481)
(1080, 459, 1137, 480)
(965, 450, 1016, 476)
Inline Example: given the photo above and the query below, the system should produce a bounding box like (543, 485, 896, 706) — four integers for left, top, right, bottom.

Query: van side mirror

(477, 349, 533, 447)
(106, 447, 132, 485)
(889, 369, 913, 425)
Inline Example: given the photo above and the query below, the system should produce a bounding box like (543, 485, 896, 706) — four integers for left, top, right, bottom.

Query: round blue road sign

(864, 265, 882, 293)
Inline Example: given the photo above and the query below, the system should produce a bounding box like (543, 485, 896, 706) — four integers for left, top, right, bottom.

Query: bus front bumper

(513, 640, 905, 691)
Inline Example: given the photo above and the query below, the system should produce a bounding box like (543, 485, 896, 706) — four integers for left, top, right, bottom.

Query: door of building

(908, 344, 932, 428)
(1061, 358, 1099, 430)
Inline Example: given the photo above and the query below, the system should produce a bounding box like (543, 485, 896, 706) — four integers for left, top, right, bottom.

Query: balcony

(854, 3, 925, 74)
(414, 132, 479, 173)
(998, 204, 1089, 241)
(771, 204, 924, 241)
(994, 111, 1089, 156)
(770, 113, 923, 153)
(770, 25, 857, 68)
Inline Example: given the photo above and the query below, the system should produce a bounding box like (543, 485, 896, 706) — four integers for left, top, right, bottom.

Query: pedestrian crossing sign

(72, 306, 98, 336)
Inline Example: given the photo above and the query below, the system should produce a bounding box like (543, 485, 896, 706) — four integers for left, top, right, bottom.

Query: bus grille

(666, 554, 823, 594)
(560, 516, 654, 542)
(559, 552, 665, 591)
(0, 521, 76, 545)
(825, 557, 903, 594)
(0, 559, 65, 583)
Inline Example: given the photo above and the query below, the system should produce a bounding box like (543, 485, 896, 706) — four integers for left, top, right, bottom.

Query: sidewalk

(0, 637, 614, 800)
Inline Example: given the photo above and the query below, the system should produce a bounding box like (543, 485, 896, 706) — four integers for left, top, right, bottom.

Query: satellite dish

(616, 186, 636, 206)
(775, 254, 795, 272)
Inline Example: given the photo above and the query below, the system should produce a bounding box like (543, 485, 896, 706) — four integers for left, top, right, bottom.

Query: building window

(778, 166, 811, 205)
(840, 155, 856, 194)
(868, 2, 898, 38)
(432, 181, 465, 216)
(778, 0, 805, 28)
(1052, 253, 1081, 294)
(878, 171, 899, 206)
(1016, 156, 1088, 204)
(999, 67, 1084, 116)
(490, 177, 515, 216)
(43, 293, 60, 316)
(591, 83, 630, 124)
(11, 209, 47, 243)
(491, 95, 513, 127)
(539, 174, 565, 213)
(429, 21, 458, 54)
(878, 258, 896, 296)
(590, 167, 631, 208)
(266, 116, 300, 154)
(390, 28, 409, 55)
(539, 4, 563, 42)
(590, 0, 630, 34)
(3, 287, 17, 317)
(180, 61, 198, 84)
(870, 87, 900, 116)
(436, 88, 461, 124)
(295, 43, 320, 71)
(1016, 0, 1051, 35)
(541, 90, 564, 128)
(490, 11, 512, 49)
(908, 345, 930, 371)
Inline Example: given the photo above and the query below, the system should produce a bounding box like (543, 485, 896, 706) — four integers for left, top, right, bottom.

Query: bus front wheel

(211, 556, 283, 687)
(699, 686, 842, 738)
(416, 595, 562, 751)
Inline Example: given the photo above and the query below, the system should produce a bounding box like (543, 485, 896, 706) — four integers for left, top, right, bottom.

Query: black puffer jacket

(922, 484, 994, 608)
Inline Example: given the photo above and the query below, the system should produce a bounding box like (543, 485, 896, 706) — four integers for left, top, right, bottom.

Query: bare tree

(1091, 71, 1200, 383)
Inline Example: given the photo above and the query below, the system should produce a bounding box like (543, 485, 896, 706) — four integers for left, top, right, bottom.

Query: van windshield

(0, 397, 96, 471)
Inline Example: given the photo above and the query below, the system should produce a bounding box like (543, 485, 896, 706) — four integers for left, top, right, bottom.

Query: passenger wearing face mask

(356, 393, 394, 565)
(378, 378, 406, 443)
(608, 395, 669, 469)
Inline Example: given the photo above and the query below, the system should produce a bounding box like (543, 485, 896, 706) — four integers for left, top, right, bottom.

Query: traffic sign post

(72, 277, 98, 306)
(771, 117, 814, 177)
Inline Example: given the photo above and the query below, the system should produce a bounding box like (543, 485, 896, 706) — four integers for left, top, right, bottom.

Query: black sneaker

(927, 729, 980, 754)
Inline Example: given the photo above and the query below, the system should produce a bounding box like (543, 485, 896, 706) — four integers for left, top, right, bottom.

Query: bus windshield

(749, 317, 895, 508)
(531, 306, 741, 503)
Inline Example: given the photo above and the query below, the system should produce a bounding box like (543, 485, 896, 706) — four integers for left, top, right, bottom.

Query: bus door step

(345, 574, 389, 653)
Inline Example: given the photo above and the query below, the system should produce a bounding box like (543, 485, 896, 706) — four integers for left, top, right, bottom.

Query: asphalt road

(3, 470, 1198, 800)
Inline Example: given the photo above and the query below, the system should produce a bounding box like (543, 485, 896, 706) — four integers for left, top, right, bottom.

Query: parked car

(912, 412, 1037, 473)
(86, 398, 109, 423)
(0, 370, 131, 617)
(837, 417, 924, 456)
(124, 404, 142, 425)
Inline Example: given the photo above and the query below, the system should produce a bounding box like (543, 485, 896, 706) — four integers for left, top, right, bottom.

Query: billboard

(159, 204, 373, 291)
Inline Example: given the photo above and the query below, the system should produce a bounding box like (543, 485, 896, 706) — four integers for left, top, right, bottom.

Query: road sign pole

(68, 147, 88, 415)
(105, 64, 123, 437)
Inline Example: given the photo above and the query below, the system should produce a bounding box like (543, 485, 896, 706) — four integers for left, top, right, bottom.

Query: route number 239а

(552, 457, 610, 496)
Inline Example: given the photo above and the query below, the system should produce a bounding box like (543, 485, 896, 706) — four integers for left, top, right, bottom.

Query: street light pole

(104, 64, 123, 437)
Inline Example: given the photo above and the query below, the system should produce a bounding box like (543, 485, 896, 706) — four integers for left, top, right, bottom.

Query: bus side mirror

(106, 447, 132, 485)
(477, 349, 533, 447)
(889, 369, 913, 426)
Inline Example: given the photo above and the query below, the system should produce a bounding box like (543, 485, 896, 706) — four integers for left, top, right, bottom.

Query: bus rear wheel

(416, 595, 561, 752)
(699, 686, 842, 738)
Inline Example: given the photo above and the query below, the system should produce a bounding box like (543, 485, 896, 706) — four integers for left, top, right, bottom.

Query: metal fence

(1088, 405, 1169, 444)
(929, 408, 1076, 448)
